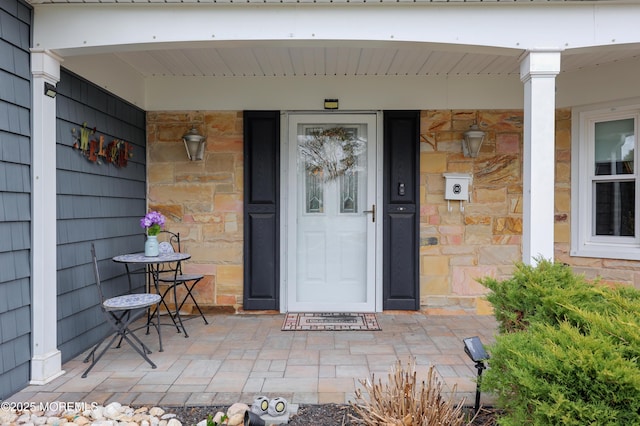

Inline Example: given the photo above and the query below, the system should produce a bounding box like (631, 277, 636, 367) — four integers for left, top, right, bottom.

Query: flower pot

(145, 235, 159, 257)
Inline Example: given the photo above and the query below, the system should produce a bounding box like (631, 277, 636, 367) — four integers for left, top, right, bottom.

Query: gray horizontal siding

(55, 69, 147, 362)
(0, 0, 31, 400)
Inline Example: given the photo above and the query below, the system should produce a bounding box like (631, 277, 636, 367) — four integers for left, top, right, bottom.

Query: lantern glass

(463, 125, 486, 158)
(183, 127, 206, 161)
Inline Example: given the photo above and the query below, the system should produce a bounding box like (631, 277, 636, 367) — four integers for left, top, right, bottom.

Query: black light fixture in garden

(463, 336, 489, 414)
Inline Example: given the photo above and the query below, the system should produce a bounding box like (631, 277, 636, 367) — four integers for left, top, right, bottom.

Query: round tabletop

(112, 252, 191, 264)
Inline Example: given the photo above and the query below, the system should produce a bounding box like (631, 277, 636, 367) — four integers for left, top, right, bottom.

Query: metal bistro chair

(152, 230, 208, 338)
(82, 243, 162, 378)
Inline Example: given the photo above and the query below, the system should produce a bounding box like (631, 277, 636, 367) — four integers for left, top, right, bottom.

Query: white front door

(284, 113, 380, 312)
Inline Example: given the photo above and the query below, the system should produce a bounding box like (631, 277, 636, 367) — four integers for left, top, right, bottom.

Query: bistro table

(113, 252, 191, 341)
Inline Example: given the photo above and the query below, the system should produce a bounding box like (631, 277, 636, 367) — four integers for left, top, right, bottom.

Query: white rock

(161, 413, 177, 420)
(226, 413, 244, 426)
(45, 408, 61, 417)
(92, 406, 105, 420)
(74, 415, 90, 425)
(105, 402, 122, 411)
(134, 407, 149, 414)
(149, 407, 165, 417)
(196, 420, 207, 426)
(226, 403, 249, 419)
(150, 415, 160, 426)
(17, 413, 32, 423)
(132, 413, 148, 422)
(0, 411, 18, 423)
(105, 402, 125, 420)
(167, 418, 182, 426)
(141, 420, 150, 426)
(104, 406, 121, 419)
(33, 415, 48, 425)
(159, 419, 168, 426)
(212, 411, 226, 424)
(116, 414, 134, 422)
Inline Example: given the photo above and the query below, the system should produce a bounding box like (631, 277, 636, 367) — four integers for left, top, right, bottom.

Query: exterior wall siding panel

(0, 0, 32, 400)
(55, 69, 147, 362)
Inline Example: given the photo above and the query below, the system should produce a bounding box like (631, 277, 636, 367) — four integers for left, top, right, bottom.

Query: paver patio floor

(7, 313, 498, 408)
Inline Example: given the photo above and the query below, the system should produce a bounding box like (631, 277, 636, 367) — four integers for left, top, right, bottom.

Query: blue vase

(145, 235, 159, 257)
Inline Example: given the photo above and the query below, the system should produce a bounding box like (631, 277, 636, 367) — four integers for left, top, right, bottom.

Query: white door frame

(280, 111, 383, 313)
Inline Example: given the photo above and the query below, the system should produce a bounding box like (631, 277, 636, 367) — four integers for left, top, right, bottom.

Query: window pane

(594, 118, 635, 176)
(594, 181, 635, 236)
(340, 171, 358, 213)
(306, 168, 323, 213)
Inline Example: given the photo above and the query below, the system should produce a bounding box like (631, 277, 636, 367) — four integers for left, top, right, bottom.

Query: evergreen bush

(480, 259, 640, 425)
(484, 322, 640, 425)
(478, 259, 592, 333)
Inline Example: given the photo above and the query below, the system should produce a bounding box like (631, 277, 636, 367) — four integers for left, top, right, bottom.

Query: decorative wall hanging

(71, 122, 133, 167)
(298, 127, 366, 181)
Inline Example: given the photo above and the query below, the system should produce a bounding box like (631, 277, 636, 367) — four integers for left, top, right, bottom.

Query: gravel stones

(0, 402, 182, 426)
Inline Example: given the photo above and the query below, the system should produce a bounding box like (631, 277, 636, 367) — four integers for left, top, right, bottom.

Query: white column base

(30, 350, 65, 385)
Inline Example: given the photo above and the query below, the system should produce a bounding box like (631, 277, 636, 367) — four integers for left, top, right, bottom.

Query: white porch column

(30, 50, 65, 384)
(519, 50, 561, 265)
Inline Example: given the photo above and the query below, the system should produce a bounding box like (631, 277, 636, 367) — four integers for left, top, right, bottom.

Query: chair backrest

(156, 230, 185, 275)
(90, 243, 106, 303)
(158, 230, 181, 253)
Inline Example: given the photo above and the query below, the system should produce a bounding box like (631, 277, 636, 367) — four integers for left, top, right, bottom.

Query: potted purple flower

(140, 211, 166, 256)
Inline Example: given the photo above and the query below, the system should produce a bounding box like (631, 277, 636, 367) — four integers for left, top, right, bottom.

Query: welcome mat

(282, 313, 381, 331)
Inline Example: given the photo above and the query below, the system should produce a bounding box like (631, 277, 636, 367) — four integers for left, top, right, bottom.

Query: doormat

(282, 313, 381, 331)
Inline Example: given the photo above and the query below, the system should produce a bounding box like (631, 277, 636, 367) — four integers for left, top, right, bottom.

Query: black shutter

(383, 111, 420, 310)
(243, 111, 280, 310)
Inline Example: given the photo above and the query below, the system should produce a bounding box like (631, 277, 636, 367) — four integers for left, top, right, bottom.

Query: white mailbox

(443, 173, 472, 201)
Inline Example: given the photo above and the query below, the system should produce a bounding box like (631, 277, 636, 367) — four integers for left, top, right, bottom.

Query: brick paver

(6, 313, 498, 407)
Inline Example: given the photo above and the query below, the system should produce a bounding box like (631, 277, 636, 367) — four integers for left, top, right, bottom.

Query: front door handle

(363, 204, 376, 223)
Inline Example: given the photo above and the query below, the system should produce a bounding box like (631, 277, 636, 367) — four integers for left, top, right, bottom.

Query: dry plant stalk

(350, 358, 468, 426)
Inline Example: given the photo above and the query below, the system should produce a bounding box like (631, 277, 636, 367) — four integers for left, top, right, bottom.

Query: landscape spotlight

(463, 336, 489, 414)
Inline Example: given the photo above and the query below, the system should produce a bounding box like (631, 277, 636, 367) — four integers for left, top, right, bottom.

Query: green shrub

(480, 259, 640, 425)
(479, 259, 586, 333)
(478, 259, 640, 333)
(483, 321, 640, 426)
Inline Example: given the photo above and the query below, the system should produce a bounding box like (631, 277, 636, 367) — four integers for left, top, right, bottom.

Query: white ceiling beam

(32, 3, 640, 56)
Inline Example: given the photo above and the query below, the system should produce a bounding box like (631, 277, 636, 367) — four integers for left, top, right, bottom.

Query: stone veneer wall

(147, 111, 244, 312)
(147, 109, 637, 315)
(419, 110, 526, 315)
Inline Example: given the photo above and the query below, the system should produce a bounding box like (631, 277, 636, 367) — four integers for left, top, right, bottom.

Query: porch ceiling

(69, 42, 640, 78)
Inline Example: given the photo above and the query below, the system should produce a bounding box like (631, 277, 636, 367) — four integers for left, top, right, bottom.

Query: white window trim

(571, 98, 640, 260)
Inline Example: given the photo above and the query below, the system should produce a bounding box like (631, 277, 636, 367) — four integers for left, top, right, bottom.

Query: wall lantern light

(463, 336, 490, 414)
(183, 127, 206, 161)
(44, 82, 57, 98)
(462, 123, 486, 158)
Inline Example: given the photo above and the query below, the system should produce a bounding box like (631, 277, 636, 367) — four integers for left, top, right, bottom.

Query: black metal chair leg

(175, 279, 209, 325)
(82, 333, 122, 378)
(172, 282, 188, 338)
